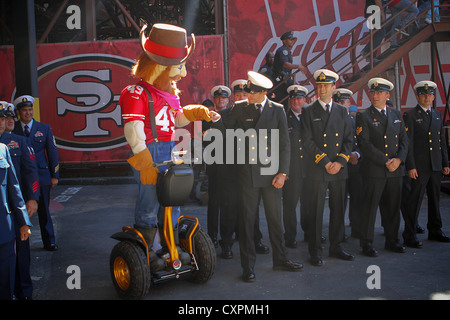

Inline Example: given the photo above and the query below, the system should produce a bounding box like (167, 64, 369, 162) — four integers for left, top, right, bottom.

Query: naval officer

(356, 78, 408, 257)
(402, 80, 450, 247)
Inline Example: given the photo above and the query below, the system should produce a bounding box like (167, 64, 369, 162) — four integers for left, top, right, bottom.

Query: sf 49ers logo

(38, 54, 135, 151)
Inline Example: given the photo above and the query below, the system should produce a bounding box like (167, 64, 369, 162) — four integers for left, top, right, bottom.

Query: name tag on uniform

(313, 118, 321, 121)
(245, 118, 253, 122)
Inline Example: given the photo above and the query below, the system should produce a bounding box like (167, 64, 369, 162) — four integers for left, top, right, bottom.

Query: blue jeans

(132, 140, 180, 228)
(419, 0, 440, 22)
(389, 0, 419, 45)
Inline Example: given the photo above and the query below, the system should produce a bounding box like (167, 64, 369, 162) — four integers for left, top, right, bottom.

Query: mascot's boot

(134, 224, 158, 248)
(134, 225, 165, 271)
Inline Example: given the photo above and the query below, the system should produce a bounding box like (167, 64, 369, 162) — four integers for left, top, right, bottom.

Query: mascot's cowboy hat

(140, 23, 195, 66)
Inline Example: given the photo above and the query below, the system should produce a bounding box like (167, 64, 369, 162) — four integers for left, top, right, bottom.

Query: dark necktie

(381, 109, 386, 117)
(256, 104, 262, 113)
(426, 110, 431, 117)
(325, 104, 330, 113)
(24, 125, 30, 137)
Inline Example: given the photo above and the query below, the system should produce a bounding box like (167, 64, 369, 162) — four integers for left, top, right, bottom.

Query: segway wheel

(190, 229, 216, 283)
(110, 241, 151, 300)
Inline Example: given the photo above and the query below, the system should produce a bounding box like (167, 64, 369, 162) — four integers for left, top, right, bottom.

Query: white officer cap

(413, 80, 436, 95)
(231, 79, 247, 93)
(13, 95, 35, 109)
(287, 85, 308, 98)
(210, 85, 231, 98)
(0, 101, 15, 117)
(368, 78, 394, 91)
(313, 69, 339, 84)
(244, 71, 273, 93)
(333, 88, 353, 102)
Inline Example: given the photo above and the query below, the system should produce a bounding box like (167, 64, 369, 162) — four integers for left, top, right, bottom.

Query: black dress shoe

(44, 244, 58, 251)
(385, 242, 406, 253)
(362, 245, 378, 257)
(404, 238, 423, 248)
(221, 247, 233, 259)
(416, 225, 425, 234)
(242, 271, 256, 282)
(273, 260, 303, 271)
(255, 241, 270, 254)
(309, 256, 323, 266)
(330, 250, 355, 261)
(285, 240, 297, 248)
(428, 232, 450, 242)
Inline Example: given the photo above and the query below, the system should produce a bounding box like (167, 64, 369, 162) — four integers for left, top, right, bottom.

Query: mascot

(119, 23, 218, 249)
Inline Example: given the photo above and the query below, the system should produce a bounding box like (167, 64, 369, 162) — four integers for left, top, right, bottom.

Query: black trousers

(206, 167, 220, 241)
(219, 177, 239, 248)
(14, 224, 32, 299)
(282, 174, 306, 243)
(238, 170, 286, 273)
(347, 166, 363, 237)
(304, 178, 346, 257)
(402, 171, 443, 239)
(360, 176, 402, 247)
(38, 185, 56, 246)
(0, 240, 15, 300)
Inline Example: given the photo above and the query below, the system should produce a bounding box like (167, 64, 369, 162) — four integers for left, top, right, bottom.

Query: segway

(109, 155, 216, 300)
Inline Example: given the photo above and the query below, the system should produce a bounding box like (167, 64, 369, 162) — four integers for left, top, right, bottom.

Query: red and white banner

(0, 36, 224, 163)
(227, 0, 450, 110)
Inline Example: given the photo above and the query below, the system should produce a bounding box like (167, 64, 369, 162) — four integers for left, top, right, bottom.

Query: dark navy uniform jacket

(286, 109, 306, 179)
(0, 132, 40, 201)
(356, 105, 408, 178)
(272, 44, 293, 84)
(403, 105, 449, 173)
(13, 120, 59, 186)
(301, 100, 353, 181)
(221, 99, 290, 188)
(0, 143, 31, 244)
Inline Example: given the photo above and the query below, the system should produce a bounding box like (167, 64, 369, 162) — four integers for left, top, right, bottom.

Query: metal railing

(269, 0, 448, 104)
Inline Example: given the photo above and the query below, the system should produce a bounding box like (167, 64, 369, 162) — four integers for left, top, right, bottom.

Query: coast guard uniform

(0, 101, 39, 299)
(0, 143, 31, 299)
(13, 96, 59, 250)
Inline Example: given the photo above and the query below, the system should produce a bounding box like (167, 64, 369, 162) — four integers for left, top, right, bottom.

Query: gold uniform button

(336, 143, 339, 147)
(336, 133, 339, 136)
(324, 144, 327, 147)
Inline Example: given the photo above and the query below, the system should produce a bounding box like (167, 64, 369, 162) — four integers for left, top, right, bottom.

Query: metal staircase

(270, 0, 450, 122)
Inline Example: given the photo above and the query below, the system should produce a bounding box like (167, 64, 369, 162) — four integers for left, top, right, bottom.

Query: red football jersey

(119, 81, 181, 143)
